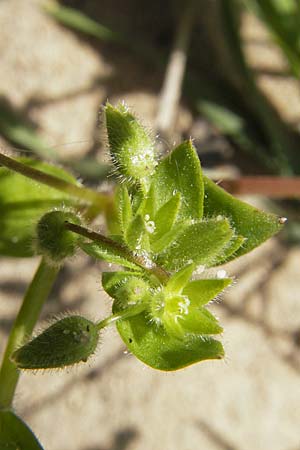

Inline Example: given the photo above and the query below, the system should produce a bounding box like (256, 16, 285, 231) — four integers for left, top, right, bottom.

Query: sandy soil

(1, 2, 300, 450)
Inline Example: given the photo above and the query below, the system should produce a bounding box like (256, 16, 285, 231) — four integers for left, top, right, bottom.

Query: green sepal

(152, 140, 204, 220)
(177, 306, 223, 335)
(102, 271, 142, 298)
(0, 410, 43, 450)
(114, 307, 224, 371)
(150, 193, 181, 244)
(80, 241, 142, 271)
(158, 218, 234, 270)
(11, 316, 99, 369)
(183, 278, 233, 307)
(0, 158, 78, 257)
(203, 176, 283, 259)
(162, 296, 223, 337)
(165, 263, 195, 295)
(102, 271, 150, 307)
(116, 185, 132, 234)
(36, 210, 82, 264)
(104, 103, 157, 187)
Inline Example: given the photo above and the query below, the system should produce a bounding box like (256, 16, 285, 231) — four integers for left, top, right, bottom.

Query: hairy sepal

(104, 103, 157, 188)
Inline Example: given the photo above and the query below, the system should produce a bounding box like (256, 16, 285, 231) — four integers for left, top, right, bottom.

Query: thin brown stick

(220, 176, 300, 198)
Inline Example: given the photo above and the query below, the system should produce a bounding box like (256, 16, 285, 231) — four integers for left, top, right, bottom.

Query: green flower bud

(104, 103, 157, 187)
(116, 277, 150, 307)
(35, 210, 81, 264)
(11, 316, 99, 369)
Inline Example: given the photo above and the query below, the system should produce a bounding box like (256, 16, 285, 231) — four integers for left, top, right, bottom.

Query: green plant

(0, 103, 284, 448)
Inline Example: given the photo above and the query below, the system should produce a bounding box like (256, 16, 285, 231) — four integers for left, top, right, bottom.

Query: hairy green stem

(0, 259, 59, 409)
(0, 152, 108, 210)
(96, 303, 146, 330)
(64, 221, 170, 284)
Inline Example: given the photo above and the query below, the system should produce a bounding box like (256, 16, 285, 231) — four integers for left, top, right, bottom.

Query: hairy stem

(0, 259, 59, 409)
(96, 303, 146, 330)
(0, 152, 108, 211)
(65, 221, 170, 284)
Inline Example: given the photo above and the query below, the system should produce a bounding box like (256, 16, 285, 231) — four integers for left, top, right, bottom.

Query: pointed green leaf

(105, 103, 157, 187)
(158, 218, 234, 270)
(116, 185, 132, 234)
(178, 307, 223, 335)
(152, 140, 204, 220)
(0, 410, 43, 449)
(203, 176, 283, 259)
(165, 263, 195, 295)
(150, 222, 186, 254)
(142, 182, 157, 218)
(114, 307, 224, 371)
(215, 235, 246, 265)
(125, 214, 146, 250)
(183, 278, 233, 307)
(150, 193, 181, 243)
(80, 241, 142, 271)
(0, 158, 78, 257)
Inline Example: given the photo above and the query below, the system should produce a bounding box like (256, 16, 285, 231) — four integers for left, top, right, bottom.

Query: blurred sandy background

(1, 1, 300, 449)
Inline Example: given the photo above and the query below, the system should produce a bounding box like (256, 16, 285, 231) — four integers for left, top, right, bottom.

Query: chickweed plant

(0, 103, 285, 448)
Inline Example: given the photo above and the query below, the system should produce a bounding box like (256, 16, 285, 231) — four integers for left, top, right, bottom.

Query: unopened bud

(12, 316, 99, 369)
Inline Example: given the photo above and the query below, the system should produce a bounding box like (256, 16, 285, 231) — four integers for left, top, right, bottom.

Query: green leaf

(125, 214, 146, 251)
(0, 158, 78, 257)
(150, 193, 181, 243)
(203, 176, 283, 259)
(165, 263, 195, 295)
(114, 307, 224, 371)
(44, 1, 120, 42)
(150, 222, 186, 254)
(116, 185, 132, 234)
(12, 316, 99, 369)
(80, 241, 142, 271)
(215, 235, 246, 265)
(158, 218, 234, 270)
(152, 140, 204, 220)
(104, 103, 157, 187)
(142, 182, 157, 218)
(183, 278, 232, 307)
(0, 410, 43, 449)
